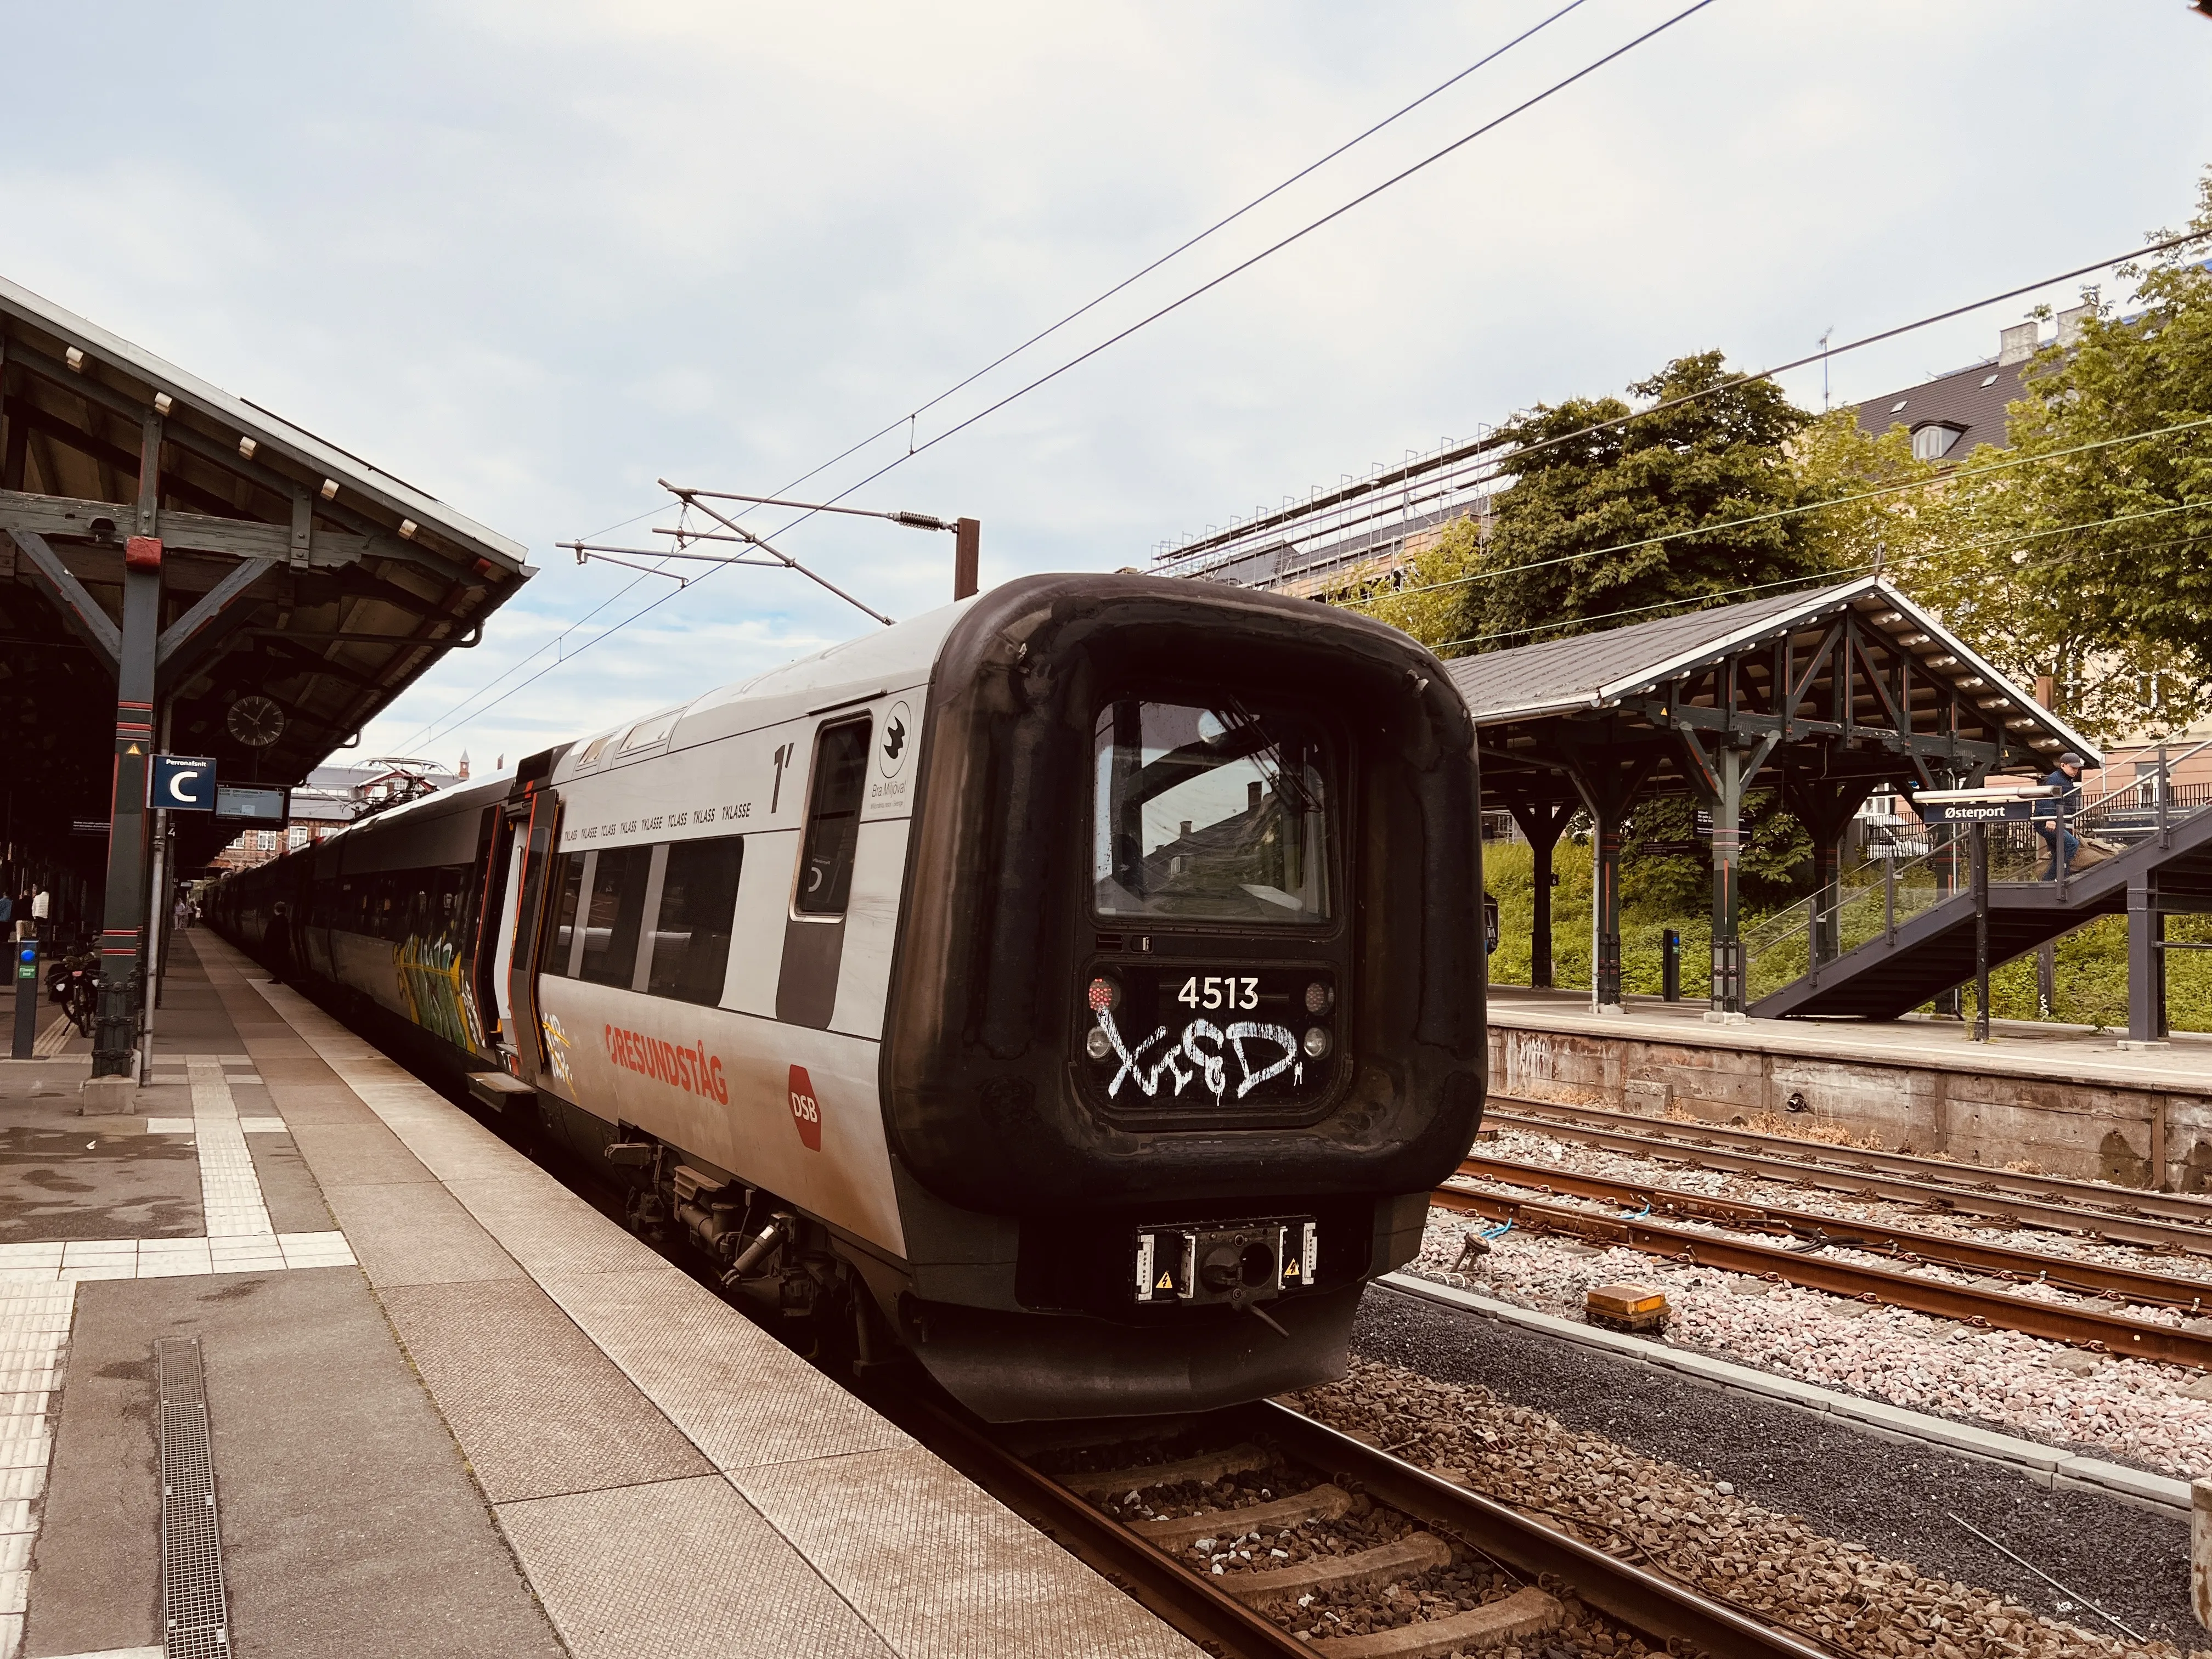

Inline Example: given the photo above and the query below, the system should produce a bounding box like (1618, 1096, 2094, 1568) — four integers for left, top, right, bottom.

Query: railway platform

(1487, 985, 2212, 1193)
(1, 930, 1198, 1659)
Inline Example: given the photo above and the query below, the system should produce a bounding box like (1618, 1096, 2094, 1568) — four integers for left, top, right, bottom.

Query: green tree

(1996, 177, 2212, 704)
(1790, 166, 2212, 746)
(1320, 514, 1486, 654)
(1622, 792, 1810, 916)
(1466, 351, 1836, 645)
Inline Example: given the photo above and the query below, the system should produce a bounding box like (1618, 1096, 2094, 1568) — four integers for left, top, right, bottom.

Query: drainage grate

(157, 1336, 232, 1659)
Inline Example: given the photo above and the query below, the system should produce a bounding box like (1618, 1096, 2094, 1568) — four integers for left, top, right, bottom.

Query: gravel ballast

(1410, 1194, 2212, 1481)
(1349, 1283, 2208, 1652)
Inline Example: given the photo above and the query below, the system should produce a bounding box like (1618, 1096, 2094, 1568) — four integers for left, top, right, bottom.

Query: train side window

(648, 836, 743, 1005)
(546, 854, 586, 977)
(579, 844, 651, 986)
(795, 718, 870, 917)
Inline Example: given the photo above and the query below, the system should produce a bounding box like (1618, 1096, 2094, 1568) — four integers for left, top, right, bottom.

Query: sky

(4, 1, 2209, 776)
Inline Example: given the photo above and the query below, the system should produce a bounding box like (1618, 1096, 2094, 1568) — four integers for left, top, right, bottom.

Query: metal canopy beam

(156, 555, 279, 698)
(7, 526, 120, 671)
(0, 488, 369, 568)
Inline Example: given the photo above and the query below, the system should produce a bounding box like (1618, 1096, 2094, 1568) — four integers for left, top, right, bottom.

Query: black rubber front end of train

(903, 1280, 1365, 1423)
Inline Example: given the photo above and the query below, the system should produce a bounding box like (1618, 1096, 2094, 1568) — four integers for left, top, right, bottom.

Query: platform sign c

(150, 754, 218, 811)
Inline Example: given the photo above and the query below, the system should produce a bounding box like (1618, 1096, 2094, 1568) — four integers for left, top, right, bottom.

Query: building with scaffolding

(1152, 430, 1505, 598)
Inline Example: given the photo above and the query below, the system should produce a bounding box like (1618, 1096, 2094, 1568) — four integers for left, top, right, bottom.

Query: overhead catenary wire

(408, 211, 2207, 758)
(817, 0, 1722, 495)
(409, 22, 2212, 755)
(1167, 224, 2212, 574)
(400, 0, 1717, 754)
(748, 0, 1600, 509)
(395, 2, 1600, 754)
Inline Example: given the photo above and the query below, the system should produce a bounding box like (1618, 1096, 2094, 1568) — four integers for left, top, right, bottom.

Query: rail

(2076, 733, 2212, 819)
(1431, 1183, 2212, 1368)
(1487, 1096, 2212, 1226)
(1742, 778, 2212, 1003)
(1453, 1152, 2212, 1311)
(873, 1384, 1834, 1659)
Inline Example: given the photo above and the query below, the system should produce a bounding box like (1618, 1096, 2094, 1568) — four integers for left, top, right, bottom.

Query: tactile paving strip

(157, 1336, 232, 1659)
(188, 1056, 273, 1239)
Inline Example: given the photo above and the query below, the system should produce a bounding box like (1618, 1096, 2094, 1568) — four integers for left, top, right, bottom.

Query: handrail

(2079, 734, 2212, 814)
(1742, 828, 1956, 956)
(1745, 780, 2212, 1000)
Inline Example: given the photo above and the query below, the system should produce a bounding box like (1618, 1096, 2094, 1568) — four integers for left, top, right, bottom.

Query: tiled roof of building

(1851, 356, 2024, 460)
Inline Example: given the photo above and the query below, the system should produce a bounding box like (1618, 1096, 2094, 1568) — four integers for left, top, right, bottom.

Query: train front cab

(878, 574, 1486, 1420)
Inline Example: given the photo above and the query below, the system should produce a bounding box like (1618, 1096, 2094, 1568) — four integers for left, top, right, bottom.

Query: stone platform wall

(1487, 1019, 2212, 1194)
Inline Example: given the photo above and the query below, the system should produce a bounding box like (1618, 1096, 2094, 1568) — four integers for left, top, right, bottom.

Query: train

(207, 572, 1487, 1421)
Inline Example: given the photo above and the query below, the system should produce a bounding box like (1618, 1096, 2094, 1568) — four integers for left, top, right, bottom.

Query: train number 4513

(1177, 975, 1258, 1012)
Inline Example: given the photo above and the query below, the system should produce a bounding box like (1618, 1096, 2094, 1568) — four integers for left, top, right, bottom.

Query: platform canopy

(0, 273, 533, 1077)
(1445, 574, 2098, 1014)
(0, 274, 533, 872)
(1453, 572, 2097, 792)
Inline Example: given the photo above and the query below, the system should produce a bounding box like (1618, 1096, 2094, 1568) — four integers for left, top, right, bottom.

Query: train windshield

(1092, 700, 1331, 925)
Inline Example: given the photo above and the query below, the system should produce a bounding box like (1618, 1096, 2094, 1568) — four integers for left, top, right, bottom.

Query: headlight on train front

(1084, 1026, 1114, 1061)
(1302, 1026, 1331, 1059)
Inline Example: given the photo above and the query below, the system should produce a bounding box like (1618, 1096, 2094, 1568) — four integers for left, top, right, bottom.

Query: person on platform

(2039, 752, 2085, 879)
(267, 900, 291, 984)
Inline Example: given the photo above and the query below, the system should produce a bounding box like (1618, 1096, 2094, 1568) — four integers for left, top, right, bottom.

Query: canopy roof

(1448, 574, 2099, 809)
(0, 274, 534, 869)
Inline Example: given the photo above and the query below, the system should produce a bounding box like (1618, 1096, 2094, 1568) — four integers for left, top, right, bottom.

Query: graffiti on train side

(396, 933, 480, 1054)
(1093, 1008, 1302, 1105)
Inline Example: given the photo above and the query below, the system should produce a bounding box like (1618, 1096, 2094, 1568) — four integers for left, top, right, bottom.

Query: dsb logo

(787, 1064, 822, 1152)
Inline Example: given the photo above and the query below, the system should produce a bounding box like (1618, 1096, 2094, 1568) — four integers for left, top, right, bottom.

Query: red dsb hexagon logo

(787, 1065, 822, 1152)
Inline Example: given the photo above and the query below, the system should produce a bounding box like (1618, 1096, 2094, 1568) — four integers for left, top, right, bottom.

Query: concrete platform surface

(1489, 985, 2212, 1090)
(0, 928, 1197, 1659)
(1486, 985, 2212, 1191)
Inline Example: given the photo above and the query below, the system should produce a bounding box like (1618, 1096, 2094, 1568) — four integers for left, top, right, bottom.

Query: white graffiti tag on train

(1094, 1008, 1303, 1103)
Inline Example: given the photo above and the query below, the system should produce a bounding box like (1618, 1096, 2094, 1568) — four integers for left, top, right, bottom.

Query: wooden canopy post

(1558, 742, 1661, 1014)
(1495, 787, 1575, 989)
(1677, 731, 1779, 1019)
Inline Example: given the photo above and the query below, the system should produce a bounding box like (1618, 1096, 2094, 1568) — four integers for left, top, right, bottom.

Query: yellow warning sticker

(1155, 1273, 1174, 1292)
(1283, 1259, 1300, 1278)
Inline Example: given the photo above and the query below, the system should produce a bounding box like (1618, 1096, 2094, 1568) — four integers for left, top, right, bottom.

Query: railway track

(1431, 1180, 2212, 1370)
(1456, 1150, 2212, 1311)
(874, 1387, 1833, 1659)
(1487, 1098, 2212, 1257)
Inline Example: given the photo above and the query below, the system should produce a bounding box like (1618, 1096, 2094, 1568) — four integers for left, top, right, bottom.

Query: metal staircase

(1748, 780, 2212, 1022)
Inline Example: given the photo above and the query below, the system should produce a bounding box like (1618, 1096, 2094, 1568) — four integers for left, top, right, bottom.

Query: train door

(500, 788, 562, 1084)
(464, 805, 510, 1054)
(776, 714, 871, 1028)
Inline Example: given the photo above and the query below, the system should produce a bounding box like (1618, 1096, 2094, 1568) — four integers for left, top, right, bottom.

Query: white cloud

(4, 1, 2208, 770)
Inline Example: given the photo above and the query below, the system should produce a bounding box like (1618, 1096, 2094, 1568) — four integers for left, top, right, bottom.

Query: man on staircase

(2039, 752, 2086, 879)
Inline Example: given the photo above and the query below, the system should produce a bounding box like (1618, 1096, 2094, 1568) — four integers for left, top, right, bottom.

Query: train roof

(544, 592, 977, 787)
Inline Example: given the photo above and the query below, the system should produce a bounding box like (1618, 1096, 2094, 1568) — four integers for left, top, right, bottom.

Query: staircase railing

(2076, 735, 2212, 827)
(1743, 761, 2212, 1005)
(1743, 833, 1966, 1001)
